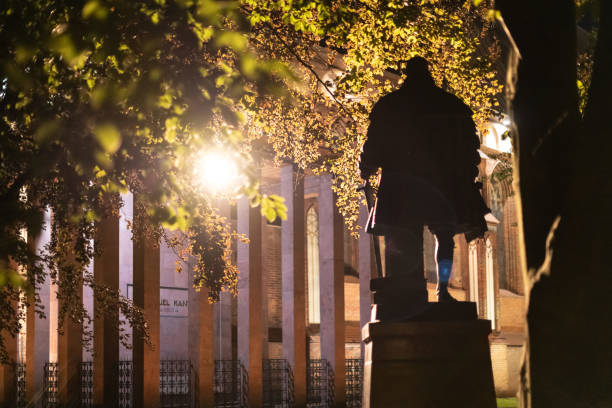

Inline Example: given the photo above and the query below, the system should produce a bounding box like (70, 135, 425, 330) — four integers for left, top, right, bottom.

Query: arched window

(306, 207, 320, 324)
(485, 238, 496, 330)
(468, 242, 479, 315)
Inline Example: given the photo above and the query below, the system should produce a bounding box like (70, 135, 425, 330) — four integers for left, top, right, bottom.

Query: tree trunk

(497, 1, 612, 406)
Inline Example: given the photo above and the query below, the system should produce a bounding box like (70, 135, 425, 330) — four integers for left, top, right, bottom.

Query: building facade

(2, 123, 525, 406)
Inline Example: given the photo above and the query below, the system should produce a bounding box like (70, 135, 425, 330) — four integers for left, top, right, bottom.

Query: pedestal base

(362, 318, 496, 408)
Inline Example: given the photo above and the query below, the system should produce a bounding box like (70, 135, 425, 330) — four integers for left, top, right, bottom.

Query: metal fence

(262, 359, 294, 408)
(16, 362, 26, 408)
(306, 359, 334, 408)
(214, 360, 248, 408)
(38, 357, 361, 408)
(345, 359, 363, 408)
(43, 360, 193, 408)
(119, 360, 133, 408)
(81, 361, 94, 407)
(43, 362, 58, 408)
(160, 360, 194, 408)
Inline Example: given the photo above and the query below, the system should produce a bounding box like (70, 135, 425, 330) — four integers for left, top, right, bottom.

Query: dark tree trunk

(497, 1, 612, 406)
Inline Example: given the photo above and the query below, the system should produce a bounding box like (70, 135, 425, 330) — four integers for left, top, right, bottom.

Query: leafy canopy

(0, 0, 501, 361)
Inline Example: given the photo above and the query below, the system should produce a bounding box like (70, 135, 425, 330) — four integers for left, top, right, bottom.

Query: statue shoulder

(439, 89, 474, 117)
(370, 90, 404, 119)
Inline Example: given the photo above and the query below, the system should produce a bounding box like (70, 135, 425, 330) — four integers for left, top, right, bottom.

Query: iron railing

(16, 362, 26, 408)
(45, 359, 192, 408)
(81, 361, 94, 407)
(306, 359, 334, 408)
(160, 360, 193, 408)
(38, 357, 358, 408)
(262, 359, 294, 408)
(214, 360, 249, 408)
(345, 359, 363, 408)
(43, 362, 58, 408)
(119, 360, 133, 408)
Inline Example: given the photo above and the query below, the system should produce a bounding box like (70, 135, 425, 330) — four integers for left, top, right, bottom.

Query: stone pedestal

(362, 304, 496, 408)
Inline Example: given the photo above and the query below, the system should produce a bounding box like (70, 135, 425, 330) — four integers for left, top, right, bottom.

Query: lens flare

(194, 151, 240, 193)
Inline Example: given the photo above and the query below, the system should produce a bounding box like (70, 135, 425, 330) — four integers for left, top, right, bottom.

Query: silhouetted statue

(360, 56, 489, 308)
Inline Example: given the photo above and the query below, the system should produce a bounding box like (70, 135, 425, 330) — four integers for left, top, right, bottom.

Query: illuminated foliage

(243, 0, 502, 233)
(0, 0, 502, 360)
(0, 0, 288, 360)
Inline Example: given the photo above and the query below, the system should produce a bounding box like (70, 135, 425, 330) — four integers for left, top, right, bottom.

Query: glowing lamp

(194, 150, 240, 193)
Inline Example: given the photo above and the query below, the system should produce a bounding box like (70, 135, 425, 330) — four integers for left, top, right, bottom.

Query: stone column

(215, 291, 233, 360)
(358, 203, 373, 357)
(214, 201, 233, 361)
(188, 258, 215, 408)
(237, 195, 264, 408)
(93, 211, 120, 407)
(198, 286, 214, 408)
(280, 165, 306, 406)
(55, 227, 84, 408)
(132, 201, 160, 408)
(318, 174, 345, 407)
(26, 209, 51, 404)
(57, 277, 83, 406)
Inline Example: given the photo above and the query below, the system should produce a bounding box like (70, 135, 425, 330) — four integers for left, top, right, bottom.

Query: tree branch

(262, 22, 351, 115)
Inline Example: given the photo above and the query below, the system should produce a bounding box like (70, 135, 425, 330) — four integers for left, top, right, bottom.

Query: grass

(497, 397, 518, 408)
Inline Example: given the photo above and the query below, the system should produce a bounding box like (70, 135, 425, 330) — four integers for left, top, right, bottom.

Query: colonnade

(0, 165, 374, 408)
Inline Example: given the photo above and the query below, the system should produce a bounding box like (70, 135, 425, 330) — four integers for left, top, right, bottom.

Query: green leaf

(82, 0, 108, 19)
(158, 93, 173, 109)
(215, 31, 248, 52)
(164, 117, 179, 143)
(34, 119, 61, 144)
(241, 54, 258, 78)
(94, 123, 122, 153)
(262, 205, 276, 222)
(50, 34, 77, 61)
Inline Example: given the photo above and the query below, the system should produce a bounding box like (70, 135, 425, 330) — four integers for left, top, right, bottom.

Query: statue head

(401, 56, 434, 85)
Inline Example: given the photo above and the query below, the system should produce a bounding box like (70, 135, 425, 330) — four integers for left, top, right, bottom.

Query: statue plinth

(362, 303, 496, 408)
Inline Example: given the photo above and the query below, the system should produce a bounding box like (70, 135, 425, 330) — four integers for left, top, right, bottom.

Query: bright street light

(194, 150, 241, 194)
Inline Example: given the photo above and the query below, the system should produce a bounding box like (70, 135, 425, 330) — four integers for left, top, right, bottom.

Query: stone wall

(498, 290, 525, 332)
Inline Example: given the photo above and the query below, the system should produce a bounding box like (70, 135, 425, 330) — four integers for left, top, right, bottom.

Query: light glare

(195, 151, 240, 193)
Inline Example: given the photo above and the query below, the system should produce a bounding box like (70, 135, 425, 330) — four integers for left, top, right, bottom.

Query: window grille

(262, 359, 294, 408)
(214, 360, 248, 408)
